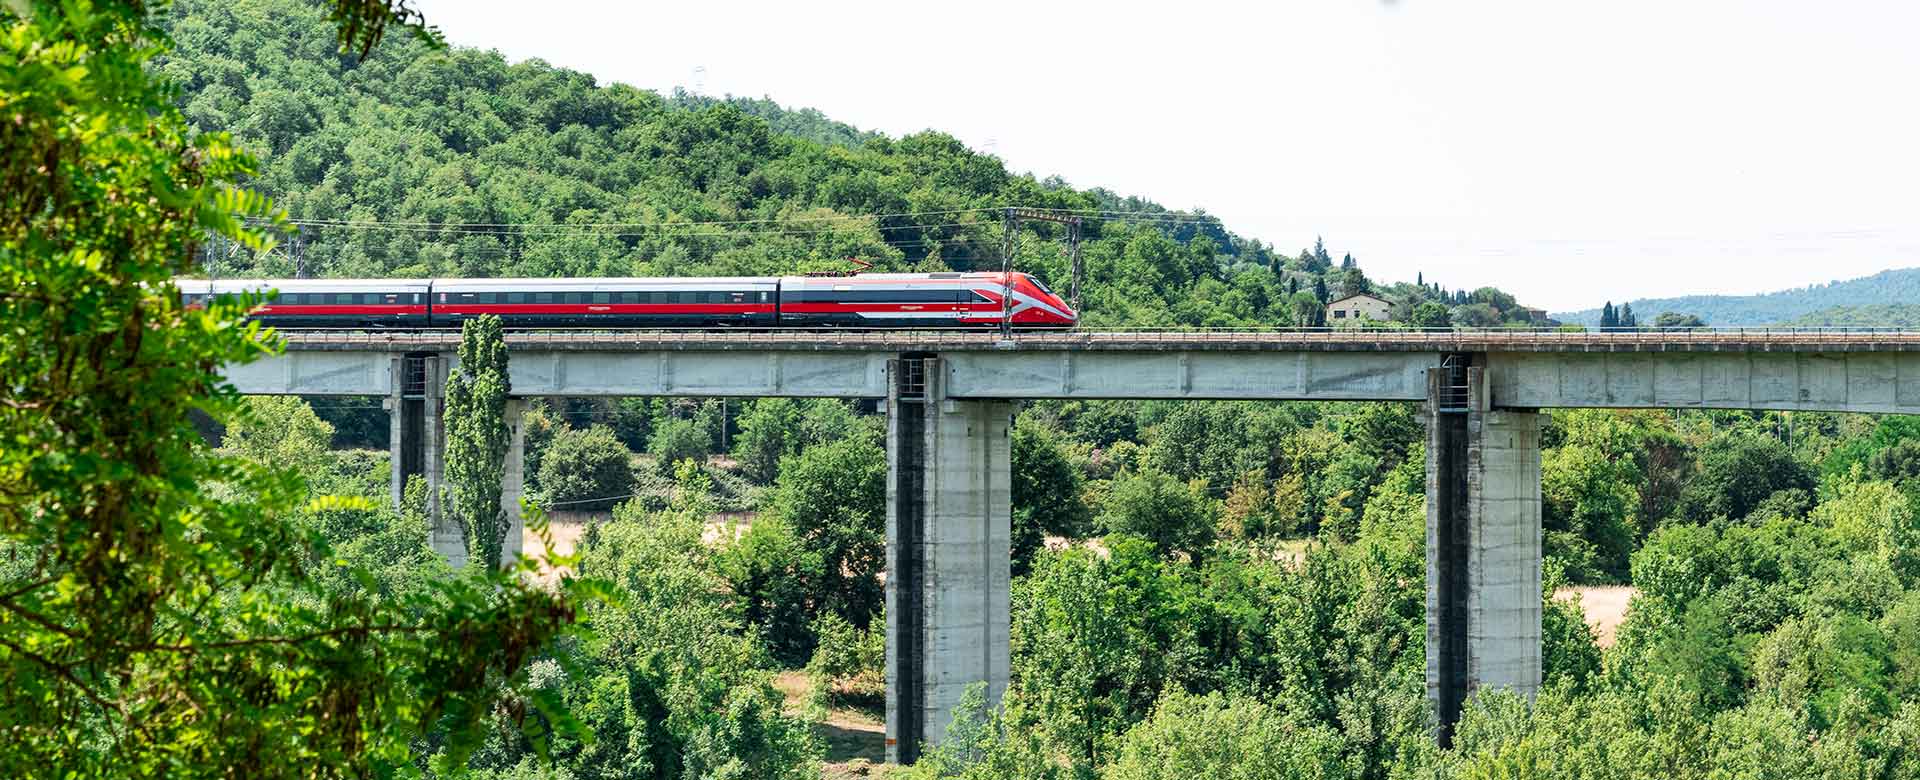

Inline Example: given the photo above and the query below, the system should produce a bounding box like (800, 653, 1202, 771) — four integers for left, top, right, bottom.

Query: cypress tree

(1313, 277, 1330, 304)
(1417, 271, 1424, 287)
(1601, 302, 1617, 330)
(1620, 303, 1637, 329)
(444, 314, 513, 568)
(1341, 252, 1355, 270)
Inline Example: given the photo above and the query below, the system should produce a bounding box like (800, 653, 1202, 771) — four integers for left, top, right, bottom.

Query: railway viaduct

(226, 328, 1920, 759)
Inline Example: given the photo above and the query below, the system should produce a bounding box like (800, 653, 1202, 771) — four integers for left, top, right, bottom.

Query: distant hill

(1554, 268, 1920, 326)
(1783, 304, 1920, 329)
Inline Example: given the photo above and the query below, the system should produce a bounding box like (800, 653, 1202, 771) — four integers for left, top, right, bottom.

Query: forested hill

(1555, 267, 1920, 327)
(159, 0, 1544, 329)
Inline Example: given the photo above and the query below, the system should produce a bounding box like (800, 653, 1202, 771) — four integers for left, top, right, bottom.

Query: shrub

(648, 417, 710, 476)
(537, 425, 635, 511)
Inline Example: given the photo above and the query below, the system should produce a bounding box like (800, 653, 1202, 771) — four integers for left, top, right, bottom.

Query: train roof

(175, 278, 432, 293)
(429, 277, 778, 290)
(779, 272, 1012, 283)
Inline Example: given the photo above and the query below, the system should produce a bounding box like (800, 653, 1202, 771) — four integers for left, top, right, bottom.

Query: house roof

(1326, 292, 1391, 307)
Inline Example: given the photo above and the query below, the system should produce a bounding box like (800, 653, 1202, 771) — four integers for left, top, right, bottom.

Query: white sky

(416, 0, 1920, 312)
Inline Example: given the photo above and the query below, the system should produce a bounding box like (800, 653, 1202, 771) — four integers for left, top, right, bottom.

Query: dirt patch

(771, 671, 890, 777)
(703, 511, 755, 546)
(520, 515, 592, 586)
(1554, 585, 1637, 648)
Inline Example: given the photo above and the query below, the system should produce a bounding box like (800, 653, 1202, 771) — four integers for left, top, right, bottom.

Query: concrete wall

(234, 343, 1920, 413)
(225, 350, 395, 395)
(1425, 367, 1542, 743)
(940, 350, 1434, 400)
(511, 350, 892, 397)
(1486, 350, 1920, 413)
(886, 359, 1012, 763)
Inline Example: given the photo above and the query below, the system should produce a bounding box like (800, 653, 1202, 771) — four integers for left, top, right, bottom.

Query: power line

(260, 219, 994, 240)
(254, 207, 1229, 237)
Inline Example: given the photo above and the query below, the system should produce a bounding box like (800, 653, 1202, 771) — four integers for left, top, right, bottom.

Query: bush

(1679, 434, 1815, 523)
(648, 417, 710, 476)
(805, 612, 884, 708)
(1103, 690, 1345, 780)
(1011, 421, 1089, 575)
(537, 425, 635, 511)
(1098, 469, 1218, 560)
(714, 517, 813, 666)
(769, 437, 888, 628)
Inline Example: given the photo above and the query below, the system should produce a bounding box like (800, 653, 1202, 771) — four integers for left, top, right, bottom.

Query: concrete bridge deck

(236, 328, 1920, 414)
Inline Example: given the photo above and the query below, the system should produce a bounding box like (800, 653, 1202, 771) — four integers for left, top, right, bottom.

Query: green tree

(1409, 301, 1451, 329)
(732, 398, 802, 483)
(0, 2, 577, 775)
(648, 416, 711, 475)
(1103, 690, 1346, 780)
(538, 425, 636, 510)
(1678, 434, 1816, 523)
(1541, 444, 1639, 582)
(768, 437, 888, 628)
(1654, 311, 1707, 329)
(1098, 469, 1218, 560)
(221, 396, 335, 468)
(511, 494, 816, 779)
(444, 314, 512, 567)
(714, 516, 814, 665)
(1011, 421, 1089, 576)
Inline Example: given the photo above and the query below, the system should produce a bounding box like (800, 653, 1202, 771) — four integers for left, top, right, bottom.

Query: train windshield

(1027, 275, 1054, 296)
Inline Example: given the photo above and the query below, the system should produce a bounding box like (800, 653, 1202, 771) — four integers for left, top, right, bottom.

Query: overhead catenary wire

(254, 206, 1230, 236)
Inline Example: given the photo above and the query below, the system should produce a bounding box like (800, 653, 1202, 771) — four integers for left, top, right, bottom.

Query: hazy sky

(416, 0, 1920, 312)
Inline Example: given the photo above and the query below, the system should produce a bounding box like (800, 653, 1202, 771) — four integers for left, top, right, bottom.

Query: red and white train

(174, 272, 1077, 329)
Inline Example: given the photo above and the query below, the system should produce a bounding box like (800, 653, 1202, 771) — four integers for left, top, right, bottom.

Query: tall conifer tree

(445, 315, 513, 568)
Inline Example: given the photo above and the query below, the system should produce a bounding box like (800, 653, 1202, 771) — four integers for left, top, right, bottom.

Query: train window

(534, 292, 553, 304)
(336, 293, 355, 305)
(706, 292, 729, 304)
(760, 292, 770, 302)
(507, 292, 526, 304)
(730, 292, 746, 302)
(592, 292, 610, 304)
(364, 293, 383, 304)
(458, 293, 478, 304)
(384, 294, 399, 304)
(477, 293, 496, 304)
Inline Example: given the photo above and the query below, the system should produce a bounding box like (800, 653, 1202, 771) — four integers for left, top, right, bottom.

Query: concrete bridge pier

(1425, 363, 1542, 743)
(388, 354, 528, 568)
(885, 356, 1012, 764)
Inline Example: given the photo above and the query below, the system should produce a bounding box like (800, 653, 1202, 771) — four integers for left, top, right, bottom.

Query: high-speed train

(174, 272, 1077, 329)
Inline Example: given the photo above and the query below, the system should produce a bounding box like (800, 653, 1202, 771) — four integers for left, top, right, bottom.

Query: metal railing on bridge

(269, 326, 1920, 353)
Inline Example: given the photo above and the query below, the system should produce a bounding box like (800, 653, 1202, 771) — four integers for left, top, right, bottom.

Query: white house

(1325, 292, 1392, 323)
